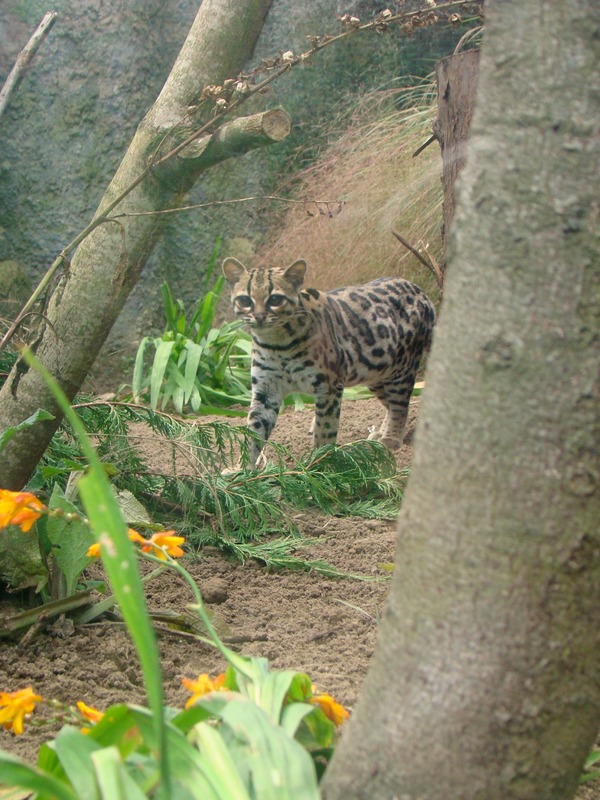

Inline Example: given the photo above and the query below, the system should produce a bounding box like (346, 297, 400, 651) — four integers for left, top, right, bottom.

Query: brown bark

(323, 1, 600, 798)
(0, 0, 277, 490)
(434, 48, 480, 274)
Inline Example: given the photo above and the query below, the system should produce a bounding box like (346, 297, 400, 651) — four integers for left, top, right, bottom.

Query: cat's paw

(368, 430, 402, 449)
(379, 435, 403, 450)
(221, 464, 242, 476)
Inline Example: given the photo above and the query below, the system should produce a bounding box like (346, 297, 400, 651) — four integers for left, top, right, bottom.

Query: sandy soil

(0, 398, 403, 759)
(0, 397, 598, 798)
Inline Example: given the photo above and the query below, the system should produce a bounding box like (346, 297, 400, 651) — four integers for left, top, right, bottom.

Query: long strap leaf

(21, 349, 170, 800)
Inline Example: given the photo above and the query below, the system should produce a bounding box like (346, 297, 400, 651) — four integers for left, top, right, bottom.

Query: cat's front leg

(312, 380, 343, 448)
(246, 376, 284, 466)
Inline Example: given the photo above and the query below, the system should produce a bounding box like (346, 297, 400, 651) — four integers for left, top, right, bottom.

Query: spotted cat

(223, 257, 436, 466)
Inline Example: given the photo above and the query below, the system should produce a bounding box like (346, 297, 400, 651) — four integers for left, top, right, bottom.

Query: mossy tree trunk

(0, 0, 277, 489)
(322, 2, 600, 799)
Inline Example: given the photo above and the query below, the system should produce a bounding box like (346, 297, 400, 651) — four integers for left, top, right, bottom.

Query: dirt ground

(0, 397, 598, 797)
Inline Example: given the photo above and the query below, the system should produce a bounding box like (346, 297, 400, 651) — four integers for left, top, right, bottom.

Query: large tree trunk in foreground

(323, 2, 600, 799)
(0, 0, 276, 489)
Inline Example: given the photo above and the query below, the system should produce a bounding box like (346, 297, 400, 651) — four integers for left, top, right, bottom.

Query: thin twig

(107, 195, 345, 220)
(0, 12, 58, 120)
(412, 133, 437, 158)
(391, 229, 444, 288)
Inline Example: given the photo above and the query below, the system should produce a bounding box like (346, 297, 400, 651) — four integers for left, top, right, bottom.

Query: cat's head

(222, 258, 307, 329)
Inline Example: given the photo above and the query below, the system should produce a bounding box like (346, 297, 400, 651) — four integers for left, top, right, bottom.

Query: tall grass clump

(262, 80, 442, 301)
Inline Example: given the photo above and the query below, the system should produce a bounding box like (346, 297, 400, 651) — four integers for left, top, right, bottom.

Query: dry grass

(260, 81, 443, 302)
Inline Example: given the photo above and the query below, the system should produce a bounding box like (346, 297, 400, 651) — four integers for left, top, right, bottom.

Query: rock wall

(0, 0, 463, 388)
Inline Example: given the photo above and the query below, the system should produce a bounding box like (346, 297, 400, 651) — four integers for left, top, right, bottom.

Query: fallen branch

(0, 11, 58, 121)
(0, 587, 95, 639)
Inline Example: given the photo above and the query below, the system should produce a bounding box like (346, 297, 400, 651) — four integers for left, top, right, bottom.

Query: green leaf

(0, 752, 78, 800)
(195, 277, 225, 343)
(91, 746, 147, 800)
(260, 671, 298, 723)
(46, 485, 96, 596)
(280, 703, 316, 739)
(0, 524, 48, 592)
(85, 704, 142, 758)
(150, 340, 175, 409)
(192, 723, 251, 799)
(78, 470, 165, 747)
(170, 704, 213, 734)
(132, 336, 152, 403)
(115, 489, 152, 527)
(218, 698, 320, 799)
(51, 726, 101, 800)
(128, 708, 221, 800)
(0, 408, 55, 453)
(295, 706, 335, 750)
(20, 350, 170, 798)
(160, 282, 179, 334)
(182, 341, 205, 404)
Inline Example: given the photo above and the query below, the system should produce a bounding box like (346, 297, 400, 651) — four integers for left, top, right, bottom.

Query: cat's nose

(253, 312, 266, 324)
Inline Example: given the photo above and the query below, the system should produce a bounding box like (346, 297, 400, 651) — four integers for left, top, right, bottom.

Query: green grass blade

(129, 708, 221, 800)
(51, 725, 101, 799)
(21, 349, 170, 800)
(92, 746, 148, 800)
(192, 723, 251, 799)
(132, 336, 152, 403)
(78, 470, 165, 754)
(150, 340, 175, 410)
(160, 282, 179, 334)
(183, 341, 204, 404)
(199, 235, 222, 294)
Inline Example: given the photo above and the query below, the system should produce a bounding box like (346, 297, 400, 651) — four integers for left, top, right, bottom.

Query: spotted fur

(223, 257, 436, 466)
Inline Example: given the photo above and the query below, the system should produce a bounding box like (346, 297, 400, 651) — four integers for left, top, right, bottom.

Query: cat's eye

(235, 295, 253, 309)
(267, 294, 287, 309)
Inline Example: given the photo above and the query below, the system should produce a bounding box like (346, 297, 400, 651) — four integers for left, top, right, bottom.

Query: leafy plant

(0, 350, 347, 797)
(132, 259, 253, 414)
(581, 750, 600, 785)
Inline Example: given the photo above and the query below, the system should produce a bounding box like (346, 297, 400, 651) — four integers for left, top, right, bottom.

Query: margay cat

(223, 257, 436, 466)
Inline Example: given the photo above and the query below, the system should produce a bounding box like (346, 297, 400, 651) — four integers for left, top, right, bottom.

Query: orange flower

(309, 691, 349, 726)
(86, 528, 147, 558)
(0, 490, 46, 533)
(127, 528, 147, 546)
(0, 687, 43, 735)
(86, 542, 101, 558)
(142, 531, 185, 560)
(76, 700, 104, 725)
(182, 672, 226, 709)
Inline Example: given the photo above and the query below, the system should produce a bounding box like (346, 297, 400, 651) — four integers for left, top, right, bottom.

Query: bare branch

(392, 229, 444, 288)
(0, 12, 58, 121)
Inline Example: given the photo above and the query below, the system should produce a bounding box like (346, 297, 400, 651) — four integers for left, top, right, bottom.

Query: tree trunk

(0, 0, 276, 490)
(322, 1, 600, 798)
(434, 48, 480, 276)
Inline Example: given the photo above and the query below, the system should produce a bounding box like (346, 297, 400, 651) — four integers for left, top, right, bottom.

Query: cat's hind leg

(368, 375, 415, 449)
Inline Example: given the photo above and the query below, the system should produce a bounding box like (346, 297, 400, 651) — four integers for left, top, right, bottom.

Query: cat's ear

(222, 257, 246, 285)
(284, 259, 307, 289)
